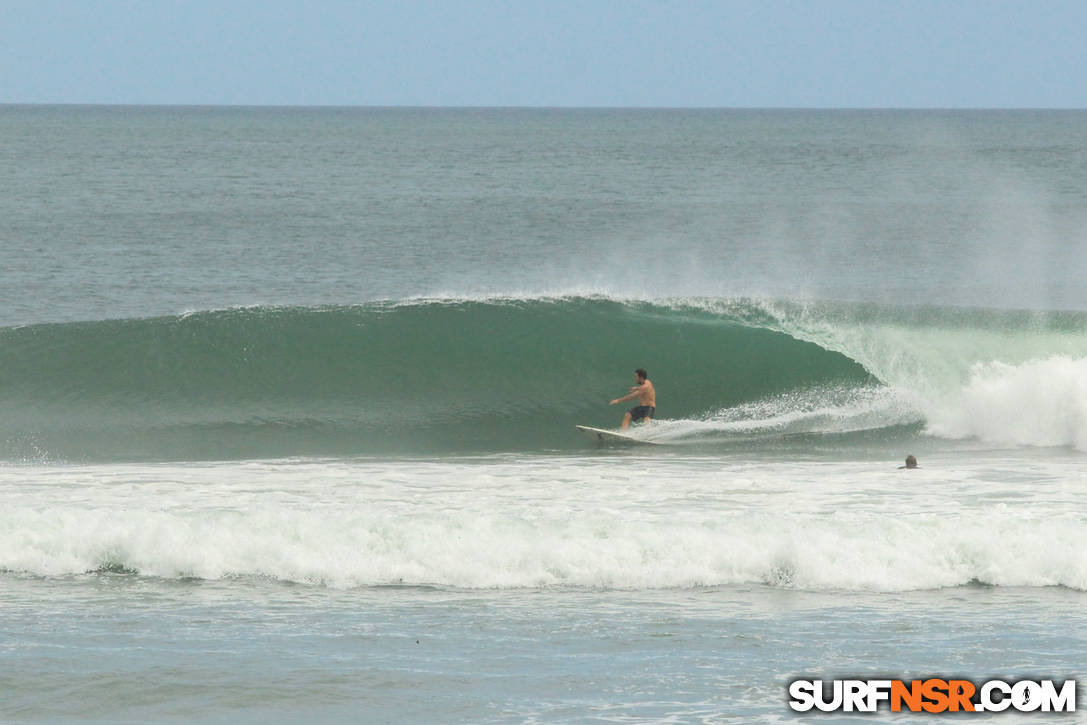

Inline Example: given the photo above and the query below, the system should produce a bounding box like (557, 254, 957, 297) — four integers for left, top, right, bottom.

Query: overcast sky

(3, 0, 1085, 107)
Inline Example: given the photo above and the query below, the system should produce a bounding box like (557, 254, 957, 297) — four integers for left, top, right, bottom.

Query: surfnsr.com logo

(788, 678, 1076, 713)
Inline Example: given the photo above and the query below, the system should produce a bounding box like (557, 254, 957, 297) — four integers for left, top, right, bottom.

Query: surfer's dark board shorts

(629, 405, 655, 421)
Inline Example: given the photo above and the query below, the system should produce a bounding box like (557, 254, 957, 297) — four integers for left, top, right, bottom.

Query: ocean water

(1, 106, 1086, 722)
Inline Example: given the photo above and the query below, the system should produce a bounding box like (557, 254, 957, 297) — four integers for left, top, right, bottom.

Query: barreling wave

(3, 296, 1087, 461)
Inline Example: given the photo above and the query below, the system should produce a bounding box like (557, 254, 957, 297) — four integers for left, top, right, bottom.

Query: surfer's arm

(610, 390, 640, 405)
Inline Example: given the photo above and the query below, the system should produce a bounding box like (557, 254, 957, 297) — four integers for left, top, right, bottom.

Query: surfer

(610, 368, 655, 429)
(899, 455, 919, 469)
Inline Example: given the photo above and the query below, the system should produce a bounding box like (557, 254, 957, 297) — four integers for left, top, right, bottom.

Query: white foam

(927, 356, 1087, 450)
(738, 299, 1087, 451)
(694, 384, 918, 437)
(5, 505, 1083, 591)
(1, 458, 1084, 592)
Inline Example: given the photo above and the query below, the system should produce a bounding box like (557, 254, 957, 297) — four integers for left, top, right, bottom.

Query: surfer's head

(634, 368, 648, 382)
(904, 454, 918, 469)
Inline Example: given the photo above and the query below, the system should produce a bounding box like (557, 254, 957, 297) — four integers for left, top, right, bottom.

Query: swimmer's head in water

(905, 455, 918, 469)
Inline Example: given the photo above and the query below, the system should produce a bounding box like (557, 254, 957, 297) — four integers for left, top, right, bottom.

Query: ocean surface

(1, 106, 1085, 723)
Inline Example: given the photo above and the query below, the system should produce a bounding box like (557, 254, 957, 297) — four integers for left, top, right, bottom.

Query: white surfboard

(575, 425, 661, 444)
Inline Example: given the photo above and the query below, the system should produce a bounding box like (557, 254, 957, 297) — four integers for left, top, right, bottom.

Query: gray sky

(3, 0, 1085, 107)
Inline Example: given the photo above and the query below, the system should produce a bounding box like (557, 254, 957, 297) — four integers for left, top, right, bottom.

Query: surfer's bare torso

(631, 379, 655, 407)
(610, 370, 655, 429)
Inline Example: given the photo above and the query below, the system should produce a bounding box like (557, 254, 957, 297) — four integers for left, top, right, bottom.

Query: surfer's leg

(620, 412, 632, 429)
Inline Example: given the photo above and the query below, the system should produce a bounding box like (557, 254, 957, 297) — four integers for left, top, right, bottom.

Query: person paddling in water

(610, 368, 655, 429)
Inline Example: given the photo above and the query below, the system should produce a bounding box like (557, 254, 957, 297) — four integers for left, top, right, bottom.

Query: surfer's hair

(635, 368, 647, 380)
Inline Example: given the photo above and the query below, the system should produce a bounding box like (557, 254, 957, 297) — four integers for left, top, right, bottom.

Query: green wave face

(6, 296, 1087, 461)
(0, 298, 870, 461)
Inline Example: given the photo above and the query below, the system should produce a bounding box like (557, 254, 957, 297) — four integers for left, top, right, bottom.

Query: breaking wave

(3, 296, 1087, 460)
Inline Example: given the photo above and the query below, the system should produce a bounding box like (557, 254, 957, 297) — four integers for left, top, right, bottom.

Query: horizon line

(2, 102, 1085, 112)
